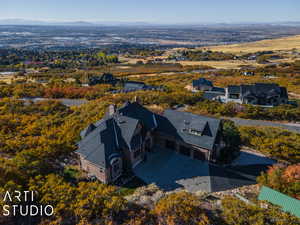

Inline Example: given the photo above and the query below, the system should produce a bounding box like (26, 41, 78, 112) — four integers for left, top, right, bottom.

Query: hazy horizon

(1, 0, 300, 24)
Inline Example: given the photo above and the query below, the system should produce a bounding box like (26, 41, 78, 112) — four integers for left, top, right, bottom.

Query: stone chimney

(107, 104, 116, 116)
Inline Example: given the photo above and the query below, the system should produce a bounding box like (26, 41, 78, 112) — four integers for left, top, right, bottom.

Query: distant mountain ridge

(1, 19, 300, 27)
(0, 19, 153, 26)
(0, 19, 96, 26)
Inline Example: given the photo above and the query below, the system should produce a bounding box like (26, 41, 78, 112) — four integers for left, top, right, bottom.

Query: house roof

(228, 83, 288, 99)
(76, 101, 158, 168)
(192, 78, 213, 87)
(76, 114, 141, 168)
(228, 85, 241, 94)
(77, 102, 221, 169)
(117, 101, 158, 130)
(258, 186, 300, 218)
(157, 110, 221, 150)
(211, 87, 225, 93)
(202, 92, 224, 101)
(124, 81, 146, 91)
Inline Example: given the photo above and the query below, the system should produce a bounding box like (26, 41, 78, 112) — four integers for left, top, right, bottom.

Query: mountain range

(1, 19, 300, 27)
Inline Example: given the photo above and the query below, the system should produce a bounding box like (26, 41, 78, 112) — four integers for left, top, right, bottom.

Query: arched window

(110, 157, 122, 178)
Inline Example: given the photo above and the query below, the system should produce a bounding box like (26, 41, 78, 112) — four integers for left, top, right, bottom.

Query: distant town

(0, 22, 300, 225)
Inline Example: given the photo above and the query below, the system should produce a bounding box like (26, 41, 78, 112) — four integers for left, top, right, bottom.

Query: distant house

(220, 83, 288, 106)
(76, 101, 225, 184)
(88, 73, 119, 86)
(112, 81, 164, 93)
(247, 55, 257, 60)
(191, 78, 225, 101)
(192, 78, 213, 91)
(202, 88, 225, 101)
(124, 81, 147, 91)
(243, 71, 255, 76)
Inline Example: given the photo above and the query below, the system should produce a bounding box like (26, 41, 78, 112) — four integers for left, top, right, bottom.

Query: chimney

(107, 104, 116, 116)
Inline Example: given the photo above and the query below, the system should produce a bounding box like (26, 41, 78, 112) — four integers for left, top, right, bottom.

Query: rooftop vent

(184, 120, 190, 125)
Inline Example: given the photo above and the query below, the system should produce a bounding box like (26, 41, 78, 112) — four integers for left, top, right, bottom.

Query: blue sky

(1, 0, 300, 23)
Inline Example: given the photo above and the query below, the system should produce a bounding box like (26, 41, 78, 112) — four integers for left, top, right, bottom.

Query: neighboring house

(192, 78, 213, 91)
(88, 73, 119, 86)
(220, 83, 288, 106)
(191, 78, 225, 101)
(112, 81, 164, 93)
(76, 101, 225, 184)
(258, 186, 300, 218)
(123, 81, 147, 91)
(243, 71, 255, 76)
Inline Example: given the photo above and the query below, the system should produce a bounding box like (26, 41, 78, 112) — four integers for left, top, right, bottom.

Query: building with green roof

(258, 186, 300, 218)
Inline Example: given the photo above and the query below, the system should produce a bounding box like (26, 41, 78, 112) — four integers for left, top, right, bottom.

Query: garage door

(180, 145, 190, 157)
(194, 150, 206, 161)
(165, 140, 175, 150)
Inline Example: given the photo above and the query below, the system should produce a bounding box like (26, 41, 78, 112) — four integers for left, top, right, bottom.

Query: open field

(177, 59, 260, 69)
(203, 35, 300, 54)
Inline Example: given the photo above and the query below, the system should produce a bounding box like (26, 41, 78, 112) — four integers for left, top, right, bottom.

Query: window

(189, 129, 202, 136)
(113, 163, 120, 174)
(180, 146, 190, 157)
(229, 94, 240, 99)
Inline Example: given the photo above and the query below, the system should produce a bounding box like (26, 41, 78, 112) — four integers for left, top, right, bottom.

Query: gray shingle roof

(124, 81, 146, 91)
(211, 87, 225, 93)
(157, 110, 221, 150)
(228, 85, 240, 94)
(117, 102, 158, 130)
(192, 78, 213, 87)
(228, 83, 288, 99)
(76, 114, 141, 168)
(77, 103, 221, 169)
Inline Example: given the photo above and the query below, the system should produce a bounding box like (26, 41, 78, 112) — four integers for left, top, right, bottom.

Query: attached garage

(194, 150, 206, 161)
(165, 140, 175, 150)
(180, 145, 191, 157)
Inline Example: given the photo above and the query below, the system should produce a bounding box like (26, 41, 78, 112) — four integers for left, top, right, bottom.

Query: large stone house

(220, 83, 288, 106)
(76, 101, 225, 184)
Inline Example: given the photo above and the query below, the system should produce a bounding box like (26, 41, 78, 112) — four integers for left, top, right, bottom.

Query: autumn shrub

(221, 196, 300, 225)
(239, 126, 300, 163)
(257, 164, 300, 200)
(153, 192, 210, 225)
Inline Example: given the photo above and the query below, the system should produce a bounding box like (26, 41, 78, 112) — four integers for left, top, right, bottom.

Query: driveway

(133, 147, 274, 192)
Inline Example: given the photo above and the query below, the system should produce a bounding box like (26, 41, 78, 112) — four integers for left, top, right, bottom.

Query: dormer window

(189, 128, 202, 136)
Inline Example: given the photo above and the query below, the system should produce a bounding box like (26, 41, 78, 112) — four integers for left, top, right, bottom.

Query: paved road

(20, 97, 88, 107)
(226, 117, 300, 134)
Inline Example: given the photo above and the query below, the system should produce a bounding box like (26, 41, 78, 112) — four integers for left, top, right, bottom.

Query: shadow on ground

(134, 148, 275, 192)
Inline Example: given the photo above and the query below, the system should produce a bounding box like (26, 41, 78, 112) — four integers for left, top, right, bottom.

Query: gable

(157, 110, 220, 150)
